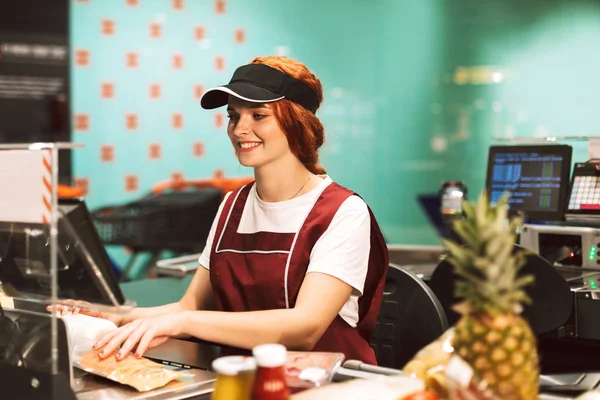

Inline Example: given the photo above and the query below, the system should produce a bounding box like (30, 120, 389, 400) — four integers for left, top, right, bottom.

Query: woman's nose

(232, 115, 251, 136)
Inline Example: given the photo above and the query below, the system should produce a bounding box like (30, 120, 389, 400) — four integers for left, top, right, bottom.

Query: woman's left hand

(94, 312, 186, 360)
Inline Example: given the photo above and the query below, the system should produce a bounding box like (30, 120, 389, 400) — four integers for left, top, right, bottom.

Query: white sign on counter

(590, 137, 600, 161)
(0, 149, 52, 223)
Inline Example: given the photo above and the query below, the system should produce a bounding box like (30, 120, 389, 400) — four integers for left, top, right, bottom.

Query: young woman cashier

(82, 56, 389, 364)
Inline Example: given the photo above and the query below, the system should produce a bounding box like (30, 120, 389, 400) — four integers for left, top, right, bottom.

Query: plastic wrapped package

(77, 350, 190, 392)
(285, 351, 345, 389)
(403, 328, 456, 397)
(62, 313, 190, 392)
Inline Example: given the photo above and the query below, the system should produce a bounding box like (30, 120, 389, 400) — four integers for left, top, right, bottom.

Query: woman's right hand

(46, 299, 123, 327)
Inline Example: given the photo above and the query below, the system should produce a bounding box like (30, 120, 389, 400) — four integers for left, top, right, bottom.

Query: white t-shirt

(198, 176, 371, 327)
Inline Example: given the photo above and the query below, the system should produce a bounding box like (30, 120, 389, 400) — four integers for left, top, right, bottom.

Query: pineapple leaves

(444, 190, 534, 315)
(461, 200, 475, 220)
(452, 220, 479, 249)
(441, 239, 473, 266)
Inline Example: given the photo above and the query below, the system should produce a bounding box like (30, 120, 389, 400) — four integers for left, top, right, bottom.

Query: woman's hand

(94, 312, 187, 360)
(46, 300, 123, 326)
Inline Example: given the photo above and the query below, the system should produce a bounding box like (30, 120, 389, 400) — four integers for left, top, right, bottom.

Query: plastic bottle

(251, 344, 290, 400)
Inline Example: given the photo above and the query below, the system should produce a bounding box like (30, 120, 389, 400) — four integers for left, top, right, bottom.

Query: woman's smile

(238, 141, 263, 152)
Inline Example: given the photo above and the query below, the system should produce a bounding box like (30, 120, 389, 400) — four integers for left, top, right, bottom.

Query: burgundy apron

(209, 182, 389, 364)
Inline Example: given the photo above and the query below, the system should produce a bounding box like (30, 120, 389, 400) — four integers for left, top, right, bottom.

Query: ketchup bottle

(251, 344, 290, 400)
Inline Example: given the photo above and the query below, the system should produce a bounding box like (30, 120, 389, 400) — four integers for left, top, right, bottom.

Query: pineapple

(442, 192, 539, 400)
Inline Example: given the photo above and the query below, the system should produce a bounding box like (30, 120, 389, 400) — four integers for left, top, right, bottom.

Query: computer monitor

(485, 144, 573, 221)
(0, 198, 125, 306)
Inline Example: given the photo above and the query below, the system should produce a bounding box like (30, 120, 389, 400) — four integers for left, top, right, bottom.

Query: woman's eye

(227, 114, 238, 121)
(253, 113, 265, 120)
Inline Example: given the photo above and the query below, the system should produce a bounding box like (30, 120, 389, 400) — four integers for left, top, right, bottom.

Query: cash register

(480, 144, 600, 392)
(513, 158, 600, 347)
(484, 145, 600, 330)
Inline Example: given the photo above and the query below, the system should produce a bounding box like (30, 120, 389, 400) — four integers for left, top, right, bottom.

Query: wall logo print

(126, 114, 138, 130)
(215, 0, 226, 14)
(150, 23, 162, 38)
(173, 54, 183, 69)
(171, 172, 184, 182)
(74, 114, 89, 131)
(75, 49, 89, 66)
(235, 29, 245, 44)
(215, 56, 225, 71)
(194, 84, 204, 99)
(126, 52, 139, 67)
(125, 175, 139, 192)
(195, 26, 205, 40)
(214, 113, 224, 128)
(101, 82, 115, 99)
(102, 19, 115, 35)
(172, 114, 183, 129)
(101, 145, 115, 162)
(193, 142, 205, 158)
(149, 143, 161, 160)
(150, 83, 161, 99)
(173, 0, 184, 10)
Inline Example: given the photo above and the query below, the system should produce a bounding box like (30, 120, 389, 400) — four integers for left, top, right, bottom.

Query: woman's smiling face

(226, 96, 293, 169)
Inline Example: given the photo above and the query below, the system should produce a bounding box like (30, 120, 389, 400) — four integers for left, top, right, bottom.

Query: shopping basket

(92, 187, 223, 254)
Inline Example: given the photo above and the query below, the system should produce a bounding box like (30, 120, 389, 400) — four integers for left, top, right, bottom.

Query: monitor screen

(485, 145, 572, 221)
(0, 198, 125, 306)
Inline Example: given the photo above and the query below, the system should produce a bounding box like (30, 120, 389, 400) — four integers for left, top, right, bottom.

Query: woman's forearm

(179, 309, 320, 351)
(119, 302, 184, 325)
(119, 268, 214, 326)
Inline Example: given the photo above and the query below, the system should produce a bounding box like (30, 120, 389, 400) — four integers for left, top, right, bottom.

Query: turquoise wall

(71, 0, 600, 269)
(436, 0, 600, 197)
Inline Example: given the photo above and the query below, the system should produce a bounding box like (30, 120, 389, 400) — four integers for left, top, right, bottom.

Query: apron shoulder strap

(211, 183, 254, 254)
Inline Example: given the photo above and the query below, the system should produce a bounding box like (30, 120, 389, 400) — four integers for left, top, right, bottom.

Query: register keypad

(569, 176, 600, 210)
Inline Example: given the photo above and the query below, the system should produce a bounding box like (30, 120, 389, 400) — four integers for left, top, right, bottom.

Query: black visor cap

(200, 64, 320, 113)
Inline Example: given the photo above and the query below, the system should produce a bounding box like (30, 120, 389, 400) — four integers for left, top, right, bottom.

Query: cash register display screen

(567, 163, 600, 214)
(486, 145, 572, 221)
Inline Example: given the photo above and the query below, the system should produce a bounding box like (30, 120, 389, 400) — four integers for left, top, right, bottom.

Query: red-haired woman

(88, 56, 389, 365)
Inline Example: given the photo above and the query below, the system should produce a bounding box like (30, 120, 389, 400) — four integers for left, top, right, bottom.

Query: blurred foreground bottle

(212, 356, 257, 400)
(252, 344, 290, 400)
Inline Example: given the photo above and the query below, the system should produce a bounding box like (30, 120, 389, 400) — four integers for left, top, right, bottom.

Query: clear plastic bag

(445, 356, 500, 400)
